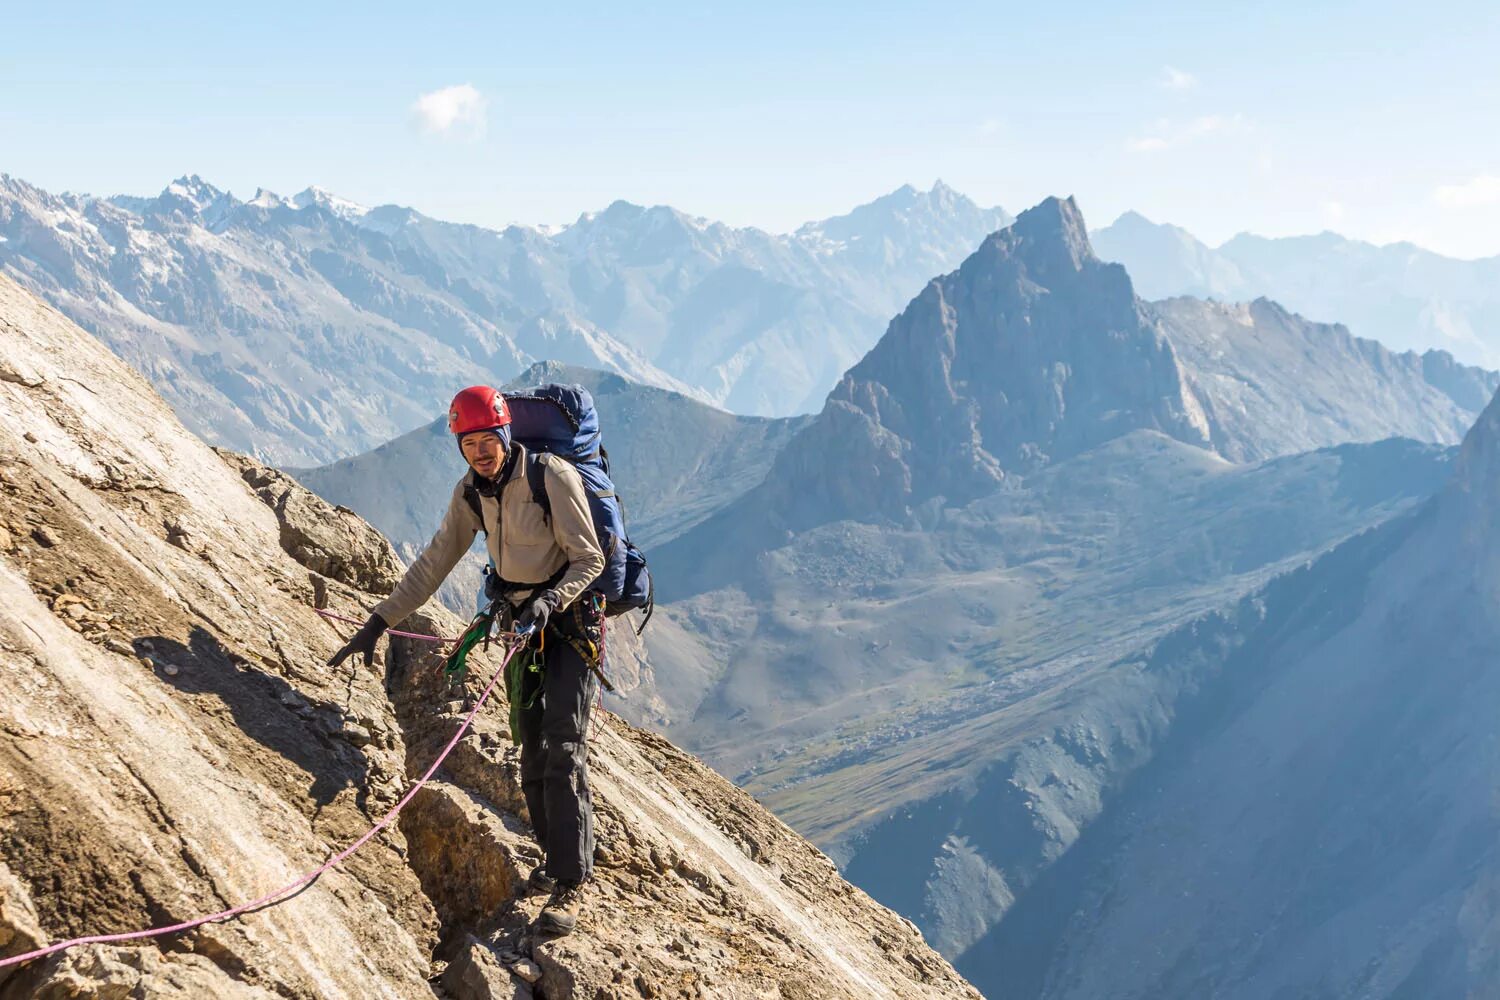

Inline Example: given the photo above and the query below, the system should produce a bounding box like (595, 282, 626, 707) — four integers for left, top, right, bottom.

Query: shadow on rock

(139, 626, 370, 811)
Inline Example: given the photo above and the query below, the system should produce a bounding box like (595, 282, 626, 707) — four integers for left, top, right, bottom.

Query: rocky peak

(994, 195, 1093, 277)
(290, 185, 369, 220)
(556, 200, 721, 264)
(1108, 209, 1155, 229)
(162, 173, 223, 205)
(152, 175, 237, 228)
(796, 182, 1006, 249)
(766, 196, 1209, 527)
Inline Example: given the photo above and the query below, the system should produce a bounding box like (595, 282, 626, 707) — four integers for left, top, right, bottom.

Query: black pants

(514, 615, 597, 885)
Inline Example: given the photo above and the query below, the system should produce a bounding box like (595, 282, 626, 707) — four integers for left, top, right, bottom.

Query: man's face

(460, 431, 505, 478)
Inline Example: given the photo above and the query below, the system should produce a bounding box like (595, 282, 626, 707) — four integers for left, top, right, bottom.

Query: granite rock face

(216, 447, 405, 594)
(0, 273, 978, 998)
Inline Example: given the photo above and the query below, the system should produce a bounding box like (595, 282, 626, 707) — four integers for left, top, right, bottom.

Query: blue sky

(4, 1, 1498, 256)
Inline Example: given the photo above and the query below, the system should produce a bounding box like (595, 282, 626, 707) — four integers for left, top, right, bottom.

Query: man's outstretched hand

(328, 613, 389, 668)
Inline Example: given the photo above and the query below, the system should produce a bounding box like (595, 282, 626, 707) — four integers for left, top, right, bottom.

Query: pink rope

(0, 635, 525, 972)
(315, 607, 454, 645)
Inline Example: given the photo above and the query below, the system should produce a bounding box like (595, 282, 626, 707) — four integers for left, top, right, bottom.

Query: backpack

(462, 382, 654, 632)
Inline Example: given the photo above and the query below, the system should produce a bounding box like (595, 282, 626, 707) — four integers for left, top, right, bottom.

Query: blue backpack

(464, 383, 654, 632)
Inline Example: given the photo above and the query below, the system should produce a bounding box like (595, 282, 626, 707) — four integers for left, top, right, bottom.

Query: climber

(328, 385, 606, 937)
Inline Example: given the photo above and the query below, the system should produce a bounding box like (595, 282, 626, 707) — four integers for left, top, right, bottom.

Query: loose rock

(509, 958, 542, 984)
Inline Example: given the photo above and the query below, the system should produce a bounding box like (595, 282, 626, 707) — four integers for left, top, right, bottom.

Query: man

(328, 384, 606, 936)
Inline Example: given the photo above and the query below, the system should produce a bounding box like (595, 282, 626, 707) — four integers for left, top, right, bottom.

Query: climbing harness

(0, 623, 534, 972)
(505, 622, 547, 744)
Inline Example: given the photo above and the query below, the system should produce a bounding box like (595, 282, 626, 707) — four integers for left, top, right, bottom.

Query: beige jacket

(373, 446, 605, 626)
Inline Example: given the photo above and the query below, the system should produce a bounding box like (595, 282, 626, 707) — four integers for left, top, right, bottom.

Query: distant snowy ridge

(0, 172, 1008, 463)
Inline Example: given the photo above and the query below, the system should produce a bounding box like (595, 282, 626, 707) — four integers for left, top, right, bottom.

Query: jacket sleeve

(541, 457, 606, 610)
(373, 480, 481, 625)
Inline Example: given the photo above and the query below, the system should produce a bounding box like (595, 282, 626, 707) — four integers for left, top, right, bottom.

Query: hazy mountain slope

(1088, 211, 1246, 299)
(1154, 296, 1498, 461)
(0, 173, 1006, 463)
(0, 274, 979, 998)
(975, 387, 1500, 1000)
(1095, 209, 1500, 368)
(636, 198, 1482, 985)
(0, 173, 533, 465)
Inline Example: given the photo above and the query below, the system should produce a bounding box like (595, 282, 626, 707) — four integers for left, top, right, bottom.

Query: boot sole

(536, 912, 577, 936)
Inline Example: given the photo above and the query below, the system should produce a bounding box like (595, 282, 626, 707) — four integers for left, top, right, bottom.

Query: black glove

(327, 613, 388, 668)
(516, 591, 560, 634)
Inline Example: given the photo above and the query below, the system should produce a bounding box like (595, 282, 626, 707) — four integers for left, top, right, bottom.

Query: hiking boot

(537, 881, 585, 936)
(524, 867, 556, 897)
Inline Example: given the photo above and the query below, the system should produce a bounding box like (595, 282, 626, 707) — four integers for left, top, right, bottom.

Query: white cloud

(412, 83, 488, 139)
(1321, 200, 1346, 226)
(1161, 66, 1197, 90)
(977, 117, 1003, 136)
(1127, 136, 1171, 153)
(1126, 113, 1249, 153)
(1434, 174, 1500, 208)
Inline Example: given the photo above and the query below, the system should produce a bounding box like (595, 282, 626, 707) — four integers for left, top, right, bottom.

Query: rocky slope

(632, 198, 1481, 992)
(1153, 295, 1496, 462)
(0, 274, 978, 998)
(976, 385, 1500, 1000)
(1094, 209, 1500, 368)
(0, 174, 1006, 462)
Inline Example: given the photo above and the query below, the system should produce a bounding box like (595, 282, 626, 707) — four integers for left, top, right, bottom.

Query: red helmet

(447, 385, 511, 436)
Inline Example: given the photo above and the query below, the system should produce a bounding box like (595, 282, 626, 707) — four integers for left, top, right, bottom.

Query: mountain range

(1094, 210, 1500, 369)
(0, 173, 1007, 464)
(15, 156, 1500, 997)
(640, 199, 1498, 993)
(293, 195, 1500, 997)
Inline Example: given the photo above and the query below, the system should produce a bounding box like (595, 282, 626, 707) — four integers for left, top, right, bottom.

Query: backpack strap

(462, 479, 484, 534)
(636, 571, 655, 636)
(525, 452, 552, 524)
